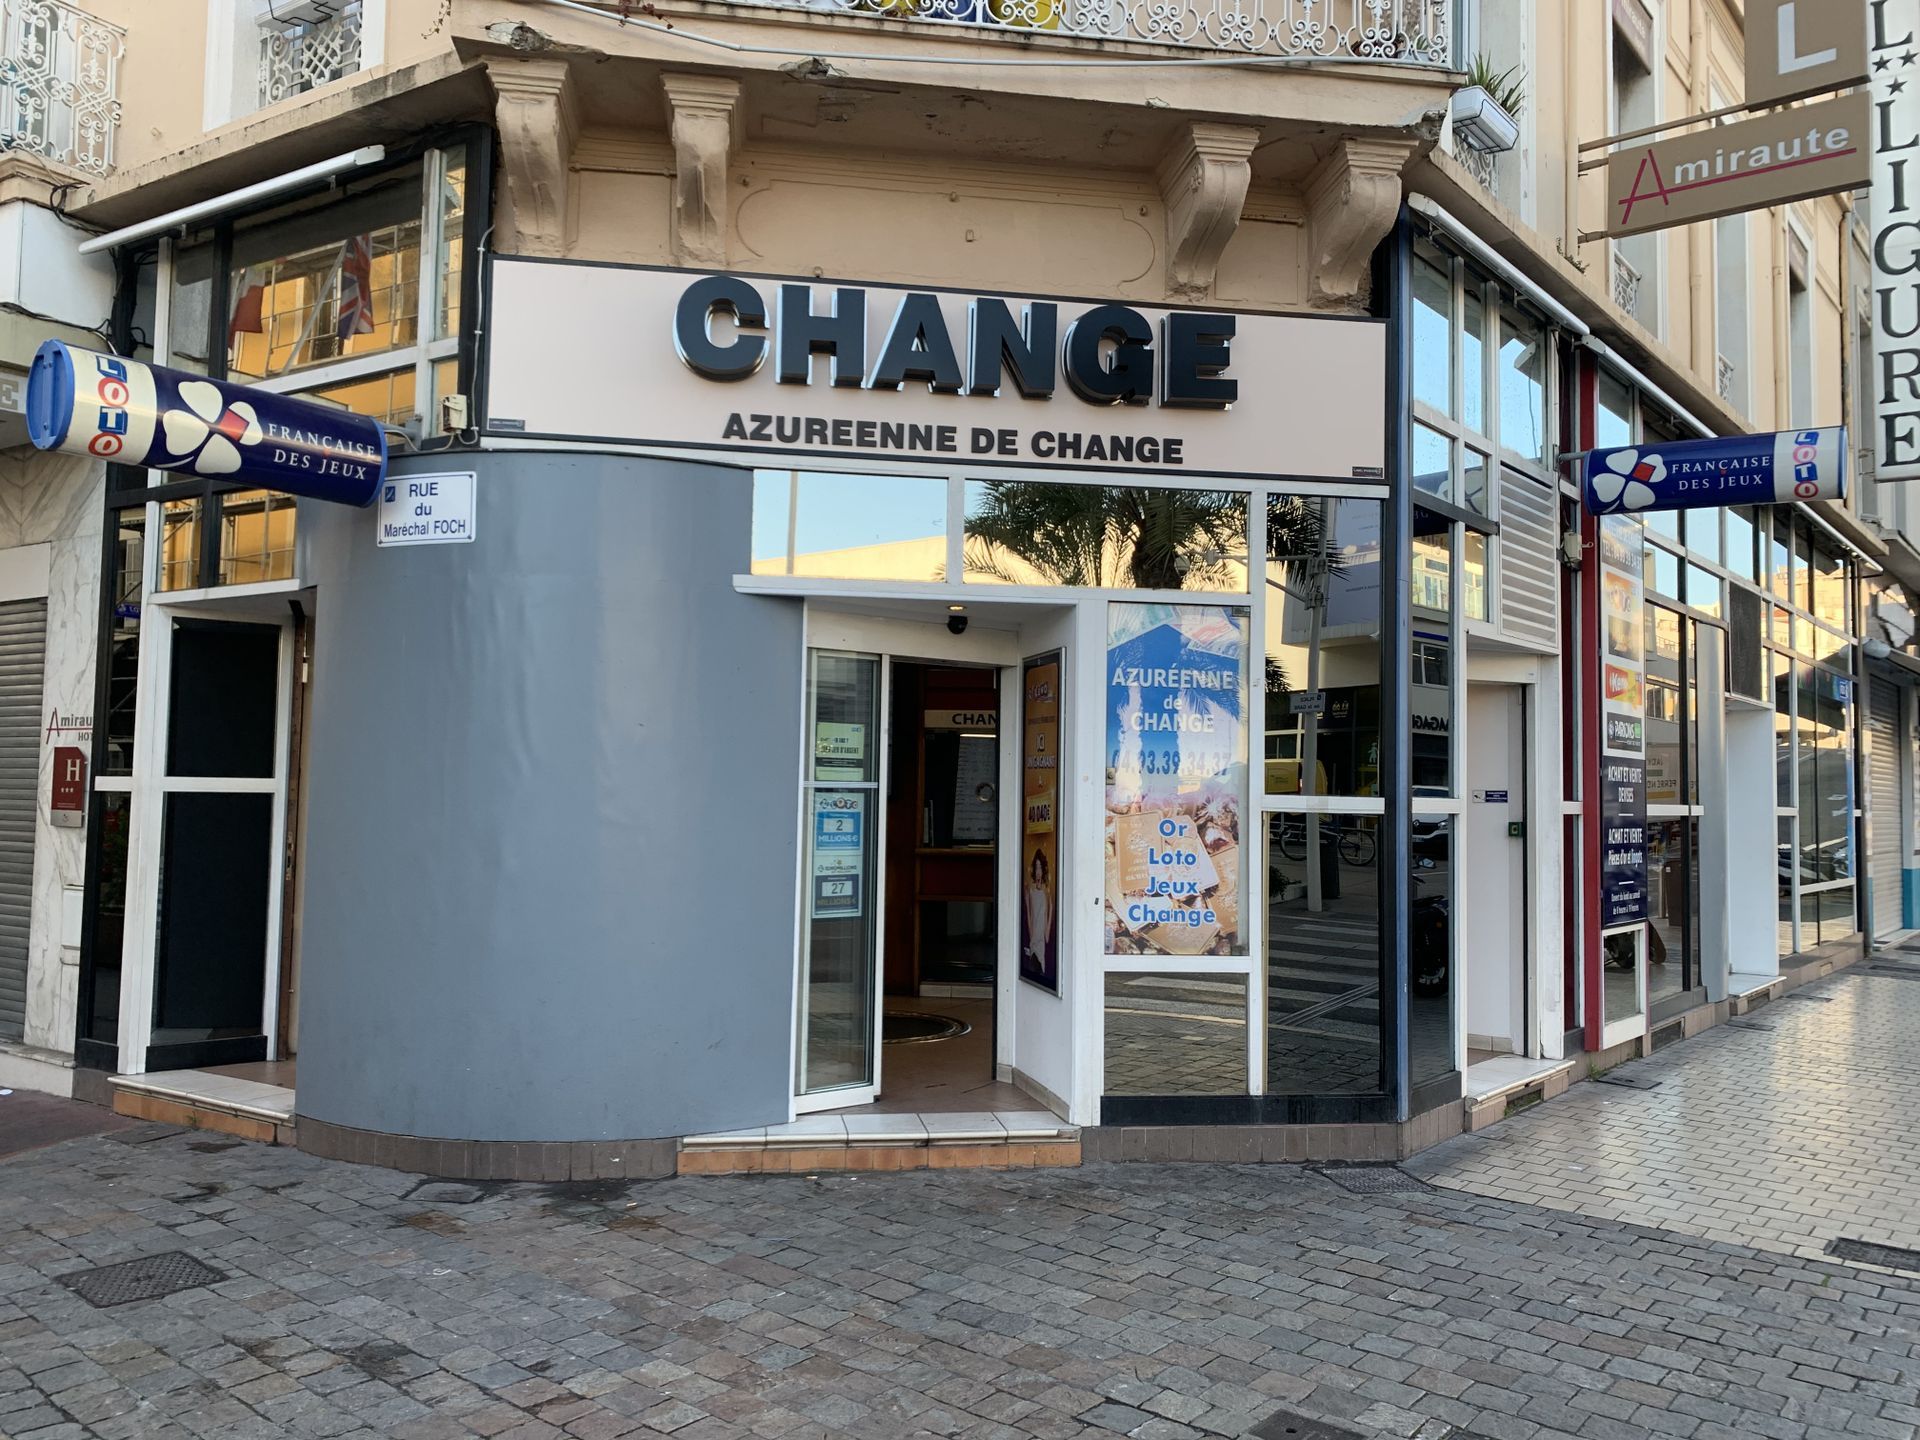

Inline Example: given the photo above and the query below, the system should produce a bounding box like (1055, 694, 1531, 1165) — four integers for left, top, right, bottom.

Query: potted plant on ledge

(1452, 54, 1525, 154)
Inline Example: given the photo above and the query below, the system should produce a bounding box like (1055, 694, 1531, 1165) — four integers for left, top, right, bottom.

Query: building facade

(0, 0, 1904, 1173)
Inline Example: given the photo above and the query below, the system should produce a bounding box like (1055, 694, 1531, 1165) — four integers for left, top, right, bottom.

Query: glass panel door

(797, 651, 883, 1099)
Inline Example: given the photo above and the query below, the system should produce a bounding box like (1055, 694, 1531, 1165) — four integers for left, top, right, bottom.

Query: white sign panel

(1875, 0, 1920, 481)
(378, 471, 476, 547)
(483, 260, 1388, 483)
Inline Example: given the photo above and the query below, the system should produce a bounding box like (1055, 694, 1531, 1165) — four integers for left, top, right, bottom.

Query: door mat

(883, 1012, 972, 1045)
(60, 1252, 224, 1308)
(1825, 1237, 1920, 1272)
(1311, 1165, 1430, 1195)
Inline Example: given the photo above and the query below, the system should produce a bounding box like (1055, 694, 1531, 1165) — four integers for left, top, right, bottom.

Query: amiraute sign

(1874, 0, 1920, 481)
(483, 259, 1387, 483)
(1605, 91, 1870, 238)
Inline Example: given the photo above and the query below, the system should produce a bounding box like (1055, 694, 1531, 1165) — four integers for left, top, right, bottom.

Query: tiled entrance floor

(1408, 962, 1920, 1264)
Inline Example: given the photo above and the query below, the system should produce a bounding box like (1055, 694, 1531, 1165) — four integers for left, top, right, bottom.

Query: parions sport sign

(483, 260, 1388, 483)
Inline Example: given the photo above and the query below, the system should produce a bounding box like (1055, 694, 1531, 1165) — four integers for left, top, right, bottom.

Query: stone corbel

(661, 73, 744, 269)
(488, 57, 579, 258)
(1156, 122, 1261, 304)
(1304, 137, 1418, 313)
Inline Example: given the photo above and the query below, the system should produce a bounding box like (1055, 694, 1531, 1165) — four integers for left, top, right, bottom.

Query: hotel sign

(1745, 0, 1868, 108)
(1604, 91, 1871, 238)
(484, 259, 1388, 483)
(1874, 0, 1920, 481)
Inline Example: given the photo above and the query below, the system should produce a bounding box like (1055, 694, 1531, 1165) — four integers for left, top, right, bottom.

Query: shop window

(1797, 664, 1852, 885)
(1778, 816, 1796, 956)
(1685, 564, 1721, 620)
(1266, 813, 1383, 1094)
(1461, 285, 1486, 435)
(1412, 243, 1452, 417)
(1809, 544, 1846, 632)
(752, 469, 947, 581)
(963, 481, 1249, 592)
(1597, 372, 1633, 450)
(227, 213, 420, 382)
(1725, 507, 1758, 583)
(1408, 815, 1454, 1086)
(1102, 973, 1248, 1096)
(101, 511, 144, 776)
(1413, 423, 1450, 501)
(82, 790, 130, 1047)
(158, 498, 201, 593)
(1646, 818, 1697, 1010)
(1462, 529, 1489, 622)
(1264, 498, 1382, 798)
(217, 490, 297, 586)
(1602, 928, 1643, 1025)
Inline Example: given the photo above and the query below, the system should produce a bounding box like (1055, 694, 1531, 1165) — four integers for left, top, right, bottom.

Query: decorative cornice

(1155, 121, 1261, 305)
(487, 57, 578, 257)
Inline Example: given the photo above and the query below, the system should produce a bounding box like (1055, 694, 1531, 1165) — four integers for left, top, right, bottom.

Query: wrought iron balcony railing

(740, 0, 1451, 63)
(259, 0, 363, 109)
(1611, 250, 1641, 315)
(0, 0, 122, 176)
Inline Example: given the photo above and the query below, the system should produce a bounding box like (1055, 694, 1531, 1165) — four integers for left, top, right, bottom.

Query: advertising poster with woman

(1105, 603, 1248, 957)
(1021, 653, 1062, 992)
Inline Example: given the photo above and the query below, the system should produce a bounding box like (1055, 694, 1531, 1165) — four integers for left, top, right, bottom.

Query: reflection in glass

(799, 652, 881, 1094)
(1685, 563, 1721, 619)
(436, 146, 468, 341)
(1463, 529, 1489, 622)
(1597, 372, 1633, 450)
(1797, 665, 1852, 883)
(1726, 507, 1757, 581)
(1499, 304, 1547, 463)
(1602, 928, 1642, 1023)
(85, 790, 129, 1045)
(1264, 498, 1383, 797)
(1463, 450, 1489, 514)
(1411, 510, 1452, 794)
(1409, 815, 1454, 1085)
(159, 498, 200, 592)
(102, 512, 144, 776)
(217, 490, 297, 585)
(1812, 884, 1855, 945)
(1267, 814, 1383, 1093)
(1646, 819, 1696, 1007)
(1810, 544, 1846, 631)
(963, 481, 1248, 591)
(1778, 822, 1796, 957)
(1103, 973, 1247, 1095)
(1413, 422, 1450, 500)
(754, 470, 947, 581)
(1412, 244, 1452, 416)
(1644, 607, 1682, 805)
(312, 366, 416, 426)
(1462, 286, 1486, 434)
(1770, 511, 1793, 599)
(1645, 543, 1679, 600)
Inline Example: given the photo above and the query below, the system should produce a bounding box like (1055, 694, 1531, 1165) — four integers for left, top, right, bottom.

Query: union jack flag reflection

(336, 233, 377, 343)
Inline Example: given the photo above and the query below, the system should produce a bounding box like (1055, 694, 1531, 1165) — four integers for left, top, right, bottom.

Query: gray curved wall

(293, 451, 802, 1142)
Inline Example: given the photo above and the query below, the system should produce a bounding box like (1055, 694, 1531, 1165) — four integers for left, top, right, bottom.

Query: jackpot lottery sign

(483, 259, 1387, 483)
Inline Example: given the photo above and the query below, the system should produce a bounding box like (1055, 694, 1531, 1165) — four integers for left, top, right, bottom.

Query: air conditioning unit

(252, 0, 346, 28)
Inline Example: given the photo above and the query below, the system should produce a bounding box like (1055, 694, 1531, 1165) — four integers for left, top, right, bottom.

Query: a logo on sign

(1789, 430, 1821, 496)
(1589, 447, 1667, 514)
(159, 379, 263, 477)
(89, 353, 129, 457)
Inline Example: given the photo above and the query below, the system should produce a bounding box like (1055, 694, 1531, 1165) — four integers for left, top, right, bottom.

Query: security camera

(947, 613, 969, 635)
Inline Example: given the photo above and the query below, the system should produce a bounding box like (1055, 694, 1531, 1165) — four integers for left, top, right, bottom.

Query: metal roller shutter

(0, 597, 47, 1040)
(1869, 677, 1905, 943)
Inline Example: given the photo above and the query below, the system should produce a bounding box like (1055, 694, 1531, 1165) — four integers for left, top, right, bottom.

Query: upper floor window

(1787, 227, 1815, 429)
(1610, 0, 1661, 336)
(206, 0, 384, 129)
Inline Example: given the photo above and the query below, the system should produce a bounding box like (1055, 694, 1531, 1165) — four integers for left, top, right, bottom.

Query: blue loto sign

(1583, 427, 1845, 516)
(25, 339, 387, 507)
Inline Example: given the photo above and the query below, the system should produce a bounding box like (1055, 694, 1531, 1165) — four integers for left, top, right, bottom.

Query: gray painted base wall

(293, 452, 803, 1142)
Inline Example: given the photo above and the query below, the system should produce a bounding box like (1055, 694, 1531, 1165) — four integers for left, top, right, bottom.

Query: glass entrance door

(796, 651, 883, 1105)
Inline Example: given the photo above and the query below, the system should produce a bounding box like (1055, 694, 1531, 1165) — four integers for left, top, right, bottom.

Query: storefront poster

(813, 722, 866, 781)
(1021, 653, 1062, 993)
(1597, 512, 1649, 925)
(811, 791, 865, 917)
(1104, 604, 1247, 957)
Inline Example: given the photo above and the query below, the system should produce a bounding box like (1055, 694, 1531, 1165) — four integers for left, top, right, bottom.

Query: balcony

(1611, 250, 1641, 315)
(741, 0, 1451, 64)
(258, 0, 363, 109)
(0, 0, 123, 176)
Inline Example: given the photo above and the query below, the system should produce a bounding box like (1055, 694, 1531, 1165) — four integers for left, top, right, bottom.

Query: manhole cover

(1825, 1238, 1920, 1272)
(882, 1012, 971, 1045)
(1593, 1073, 1661, 1090)
(405, 1182, 485, 1205)
(60, 1252, 223, 1308)
(1311, 1165, 1430, 1195)
(1247, 1408, 1364, 1440)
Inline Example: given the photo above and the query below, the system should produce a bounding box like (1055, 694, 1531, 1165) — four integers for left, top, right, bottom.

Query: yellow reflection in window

(219, 490, 297, 585)
(158, 498, 200, 592)
(228, 222, 422, 381)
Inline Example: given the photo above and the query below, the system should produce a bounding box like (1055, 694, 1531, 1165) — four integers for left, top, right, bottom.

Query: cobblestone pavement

(2, 971, 1919, 1440)
(1407, 963, 1920, 1266)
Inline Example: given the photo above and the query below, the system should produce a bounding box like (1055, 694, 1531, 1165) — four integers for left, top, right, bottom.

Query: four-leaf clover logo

(1589, 447, 1664, 514)
(161, 379, 262, 476)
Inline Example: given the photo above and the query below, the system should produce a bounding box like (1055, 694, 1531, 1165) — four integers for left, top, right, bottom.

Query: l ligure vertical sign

(1875, 0, 1920, 481)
